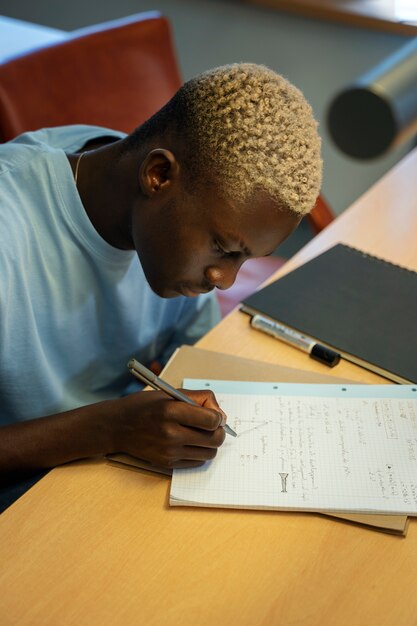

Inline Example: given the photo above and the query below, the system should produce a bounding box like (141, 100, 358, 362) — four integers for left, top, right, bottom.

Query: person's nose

(204, 259, 243, 290)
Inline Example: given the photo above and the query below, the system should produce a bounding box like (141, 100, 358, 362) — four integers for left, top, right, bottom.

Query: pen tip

(224, 423, 238, 437)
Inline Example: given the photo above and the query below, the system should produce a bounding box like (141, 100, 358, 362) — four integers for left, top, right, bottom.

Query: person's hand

(110, 389, 226, 468)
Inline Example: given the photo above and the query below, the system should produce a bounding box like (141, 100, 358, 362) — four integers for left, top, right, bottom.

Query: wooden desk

(1, 148, 417, 625)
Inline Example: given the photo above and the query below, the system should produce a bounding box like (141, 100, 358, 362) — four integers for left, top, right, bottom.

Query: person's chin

(146, 278, 179, 298)
(155, 286, 181, 298)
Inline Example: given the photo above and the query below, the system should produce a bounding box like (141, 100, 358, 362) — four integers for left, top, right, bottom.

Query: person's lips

(180, 284, 213, 297)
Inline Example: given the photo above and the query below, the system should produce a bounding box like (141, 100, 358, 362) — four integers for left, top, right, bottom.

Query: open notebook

(171, 380, 417, 516)
(108, 345, 409, 534)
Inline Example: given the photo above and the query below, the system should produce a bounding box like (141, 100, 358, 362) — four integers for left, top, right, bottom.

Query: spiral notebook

(241, 244, 417, 384)
(170, 380, 417, 516)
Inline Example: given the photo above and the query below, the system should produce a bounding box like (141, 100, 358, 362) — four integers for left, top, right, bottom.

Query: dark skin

(0, 134, 300, 484)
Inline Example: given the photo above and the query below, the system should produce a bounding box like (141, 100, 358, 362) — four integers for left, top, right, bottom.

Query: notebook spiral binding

(347, 243, 417, 277)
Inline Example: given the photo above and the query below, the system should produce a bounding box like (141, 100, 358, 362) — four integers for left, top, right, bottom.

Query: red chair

(0, 11, 334, 315)
(0, 12, 180, 141)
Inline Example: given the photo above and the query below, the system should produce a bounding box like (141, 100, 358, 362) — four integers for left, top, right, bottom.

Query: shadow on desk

(0, 470, 49, 513)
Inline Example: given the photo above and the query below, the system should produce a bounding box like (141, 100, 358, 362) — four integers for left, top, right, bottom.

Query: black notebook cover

(241, 244, 417, 383)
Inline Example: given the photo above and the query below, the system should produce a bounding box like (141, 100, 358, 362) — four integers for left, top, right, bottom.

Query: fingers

(183, 388, 222, 412)
(175, 389, 228, 430)
(114, 390, 227, 469)
(141, 426, 223, 469)
(166, 421, 226, 449)
(156, 439, 221, 467)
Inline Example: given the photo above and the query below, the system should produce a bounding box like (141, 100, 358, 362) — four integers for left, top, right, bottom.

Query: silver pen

(250, 314, 340, 367)
(127, 358, 237, 436)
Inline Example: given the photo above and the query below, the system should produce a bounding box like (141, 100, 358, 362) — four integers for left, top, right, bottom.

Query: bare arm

(0, 390, 226, 485)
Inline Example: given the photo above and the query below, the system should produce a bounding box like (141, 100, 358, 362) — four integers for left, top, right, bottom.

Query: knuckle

(206, 390, 216, 403)
(160, 399, 177, 420)
(160, 421, 176, 440)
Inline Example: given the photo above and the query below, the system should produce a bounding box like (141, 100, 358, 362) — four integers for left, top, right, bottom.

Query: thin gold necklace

(74, 151, 86, 187)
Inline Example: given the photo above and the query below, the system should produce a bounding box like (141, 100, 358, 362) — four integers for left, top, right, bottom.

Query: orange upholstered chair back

(0, 12, 181, 142)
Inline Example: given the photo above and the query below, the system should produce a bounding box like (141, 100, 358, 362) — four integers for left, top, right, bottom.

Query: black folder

(241, 244, 417, 383)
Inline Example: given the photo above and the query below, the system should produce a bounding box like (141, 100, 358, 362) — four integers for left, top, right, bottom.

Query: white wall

(0, 0, 414, 214)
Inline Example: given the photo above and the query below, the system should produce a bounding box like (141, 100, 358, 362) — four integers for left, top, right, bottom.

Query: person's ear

(139, 149, 179, 196)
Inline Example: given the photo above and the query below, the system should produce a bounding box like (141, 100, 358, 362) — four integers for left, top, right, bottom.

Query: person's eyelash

(213, 240, 225, 254)
(214, 240, 241, 259)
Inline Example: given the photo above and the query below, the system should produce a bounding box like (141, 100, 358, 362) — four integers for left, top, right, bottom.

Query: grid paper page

(170, 382, 417, 515)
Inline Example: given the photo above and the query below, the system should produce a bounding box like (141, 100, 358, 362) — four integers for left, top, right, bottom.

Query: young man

(0, 63, 322, 502)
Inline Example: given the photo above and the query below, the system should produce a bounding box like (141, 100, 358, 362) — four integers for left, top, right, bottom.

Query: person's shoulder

(4, 124, 126, 152)
(0, 137, 38, 178)
(0, 124, 126, 177)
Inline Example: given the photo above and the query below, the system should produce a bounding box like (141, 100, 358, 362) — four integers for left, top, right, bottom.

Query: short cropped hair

(126, 63, 322, 216)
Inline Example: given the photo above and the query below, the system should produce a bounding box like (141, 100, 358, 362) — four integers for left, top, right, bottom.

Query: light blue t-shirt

(0, 125, 220, 425)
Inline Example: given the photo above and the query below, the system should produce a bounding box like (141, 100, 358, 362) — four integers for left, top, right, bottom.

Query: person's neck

(69, 140, 137, 250)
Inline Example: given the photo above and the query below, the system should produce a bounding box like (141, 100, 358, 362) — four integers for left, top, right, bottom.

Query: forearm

(0, 388, 227, 484)
(0, 400, 118, 484)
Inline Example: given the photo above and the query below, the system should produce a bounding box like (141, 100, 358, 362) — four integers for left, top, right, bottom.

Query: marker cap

(310, 344, 341, 367)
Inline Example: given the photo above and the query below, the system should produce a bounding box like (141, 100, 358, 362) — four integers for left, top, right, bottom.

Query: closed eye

(213, 240, 242, 259)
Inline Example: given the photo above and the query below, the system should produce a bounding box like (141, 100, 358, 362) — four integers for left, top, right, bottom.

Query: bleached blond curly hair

(128, 63, 322, 216)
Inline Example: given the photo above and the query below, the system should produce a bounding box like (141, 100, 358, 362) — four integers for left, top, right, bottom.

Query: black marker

(250, 314, 340, 367)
